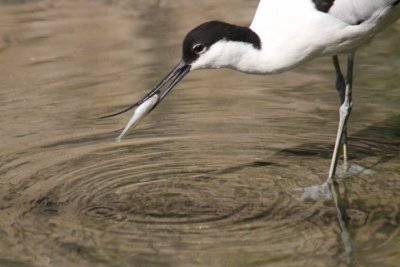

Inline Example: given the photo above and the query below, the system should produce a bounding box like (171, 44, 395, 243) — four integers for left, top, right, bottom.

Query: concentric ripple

(18, 141, 289, 226)
(1, 128, 399, 267)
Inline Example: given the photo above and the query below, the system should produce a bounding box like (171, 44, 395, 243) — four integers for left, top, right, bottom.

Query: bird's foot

(295, 182, 331, 200)
(335, 163, 374, 179)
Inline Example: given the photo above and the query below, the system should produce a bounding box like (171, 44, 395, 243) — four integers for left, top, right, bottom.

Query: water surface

(0, 1, 399, 266)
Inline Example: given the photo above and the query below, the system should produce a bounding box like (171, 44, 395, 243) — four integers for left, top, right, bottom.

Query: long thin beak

(100, 60, 191, 140)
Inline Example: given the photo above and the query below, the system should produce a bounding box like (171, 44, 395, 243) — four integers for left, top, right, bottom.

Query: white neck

(190, 39, 307, 75)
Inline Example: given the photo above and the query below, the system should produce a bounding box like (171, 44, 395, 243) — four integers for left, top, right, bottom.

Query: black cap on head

(182, 20, 261, 64)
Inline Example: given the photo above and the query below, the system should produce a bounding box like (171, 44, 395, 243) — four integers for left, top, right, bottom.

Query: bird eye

(192, 44, 205, 54)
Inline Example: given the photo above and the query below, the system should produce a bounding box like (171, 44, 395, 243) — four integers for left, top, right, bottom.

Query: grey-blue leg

(328, 53, 354, 182)
(332, 55, 349, 167)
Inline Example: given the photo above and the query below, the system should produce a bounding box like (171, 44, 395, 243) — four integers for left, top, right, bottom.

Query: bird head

(183, 20, 261, 70)
(102, 21, 261, 139)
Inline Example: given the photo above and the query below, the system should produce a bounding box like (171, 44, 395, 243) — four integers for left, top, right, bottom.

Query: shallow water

(0, 1, 399, 266)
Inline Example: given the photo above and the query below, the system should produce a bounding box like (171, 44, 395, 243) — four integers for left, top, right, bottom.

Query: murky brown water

(0, 1, 399, 266)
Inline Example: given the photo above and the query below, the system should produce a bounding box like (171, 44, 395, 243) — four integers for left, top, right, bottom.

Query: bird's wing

(324, 0, 399, 24)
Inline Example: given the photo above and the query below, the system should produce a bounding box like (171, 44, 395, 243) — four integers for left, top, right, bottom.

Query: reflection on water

(0, 1, 399, 266)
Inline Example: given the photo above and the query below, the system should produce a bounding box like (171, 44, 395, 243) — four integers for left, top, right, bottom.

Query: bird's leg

(328, 181, 353, 263)
(328, 53, 354, 182)
(332, 56, 349, 169)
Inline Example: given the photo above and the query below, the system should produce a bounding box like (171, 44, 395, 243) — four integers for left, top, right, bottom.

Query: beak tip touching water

(103, 61, 191, 141)
(115, 93, 160, 141)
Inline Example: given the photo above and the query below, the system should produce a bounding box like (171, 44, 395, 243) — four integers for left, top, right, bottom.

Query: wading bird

(103, 0, 400, 182)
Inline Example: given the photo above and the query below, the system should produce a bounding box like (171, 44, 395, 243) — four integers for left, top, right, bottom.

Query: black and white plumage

(324, 0, 399, 24)
(104, 0, 400, 181)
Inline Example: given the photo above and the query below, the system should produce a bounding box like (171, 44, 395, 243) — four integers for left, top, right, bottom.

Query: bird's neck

(190, 35, 302, 75)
